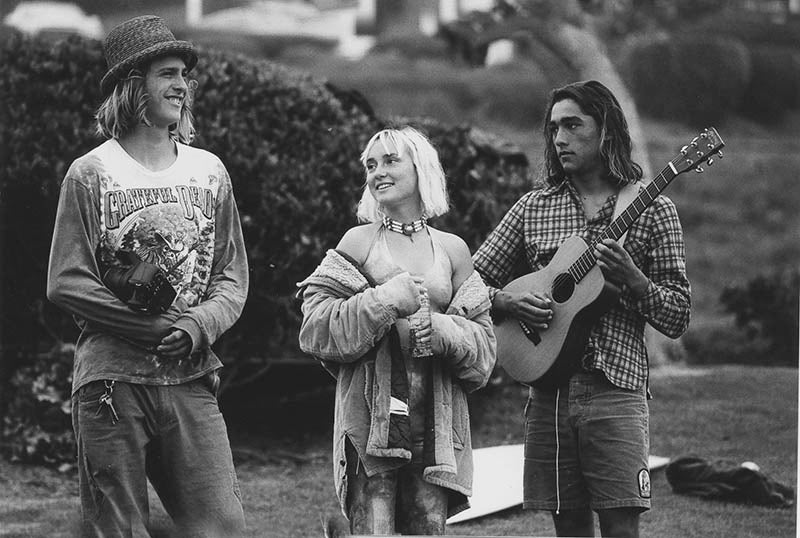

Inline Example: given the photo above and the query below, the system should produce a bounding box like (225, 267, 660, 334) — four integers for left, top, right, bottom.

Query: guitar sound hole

(552, 273, 575, 303)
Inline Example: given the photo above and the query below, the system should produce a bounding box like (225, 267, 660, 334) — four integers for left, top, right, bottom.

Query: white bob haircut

(356, 126, 450, 223)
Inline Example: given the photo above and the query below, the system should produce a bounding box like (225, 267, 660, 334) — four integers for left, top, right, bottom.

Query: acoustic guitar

(496, 127, 725, 387)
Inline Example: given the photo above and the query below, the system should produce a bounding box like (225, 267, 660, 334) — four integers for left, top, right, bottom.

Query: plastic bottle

(409, 289, 433, 358)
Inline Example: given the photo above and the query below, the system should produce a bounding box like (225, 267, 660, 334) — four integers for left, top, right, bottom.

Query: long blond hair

(95, 66, 196, 144)
(356, 126, 449, 223)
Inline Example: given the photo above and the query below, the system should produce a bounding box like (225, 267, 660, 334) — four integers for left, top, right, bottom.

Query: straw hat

(100, 15, 197, 96)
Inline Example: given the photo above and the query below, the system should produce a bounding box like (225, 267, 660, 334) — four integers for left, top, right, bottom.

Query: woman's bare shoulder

(430, 227, 474, 289)
(432, 228, 472, 264)
(335, 222, 381, 265)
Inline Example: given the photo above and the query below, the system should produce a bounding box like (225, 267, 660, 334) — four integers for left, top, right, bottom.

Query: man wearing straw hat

(47, 15, 248, 536)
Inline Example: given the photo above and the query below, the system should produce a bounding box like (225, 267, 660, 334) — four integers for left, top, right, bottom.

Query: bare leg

(598, 507, 640, 538)
(345, 440, 397, 535)
(396, 464, 448, 535)
(552, 508, 595, 537)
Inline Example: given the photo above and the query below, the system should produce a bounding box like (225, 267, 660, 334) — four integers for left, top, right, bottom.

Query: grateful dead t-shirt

(48, 139, 249, 394)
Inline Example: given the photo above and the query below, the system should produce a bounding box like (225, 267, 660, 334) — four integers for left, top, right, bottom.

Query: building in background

(355, 0, 494, 36)
(731, 0, 800, 23)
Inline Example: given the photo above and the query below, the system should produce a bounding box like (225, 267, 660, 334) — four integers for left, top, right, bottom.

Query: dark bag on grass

(666, 455, 794, 508)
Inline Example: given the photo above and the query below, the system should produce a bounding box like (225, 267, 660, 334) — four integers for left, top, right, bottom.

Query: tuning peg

(707, 158, 714, 166)
(681, 145, 688, 156)
(717, 150, 724, 159)
(700, 131, 708, 138)
(695, 166, 704, 173)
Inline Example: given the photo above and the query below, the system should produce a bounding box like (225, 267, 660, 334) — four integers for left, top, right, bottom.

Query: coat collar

(296, 249, 370, 297)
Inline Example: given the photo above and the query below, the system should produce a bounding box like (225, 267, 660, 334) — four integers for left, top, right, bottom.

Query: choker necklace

(383, 215, 427, 241)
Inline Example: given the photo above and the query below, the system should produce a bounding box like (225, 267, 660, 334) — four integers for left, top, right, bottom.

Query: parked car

(3, 1, 103, 40)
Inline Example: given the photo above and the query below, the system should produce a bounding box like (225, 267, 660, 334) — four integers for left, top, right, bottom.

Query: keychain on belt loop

(97, 380, 120, 424)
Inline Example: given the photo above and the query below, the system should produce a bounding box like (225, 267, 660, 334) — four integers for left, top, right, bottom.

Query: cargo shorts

(523, 370, 651, 513)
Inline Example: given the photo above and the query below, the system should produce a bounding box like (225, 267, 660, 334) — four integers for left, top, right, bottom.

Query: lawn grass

(1, 365, 795, 536)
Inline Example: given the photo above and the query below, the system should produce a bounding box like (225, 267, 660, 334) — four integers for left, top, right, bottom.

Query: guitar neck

(570, 158, 682, 282)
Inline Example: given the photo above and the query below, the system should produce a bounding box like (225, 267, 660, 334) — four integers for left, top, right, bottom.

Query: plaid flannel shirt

(473, 178, 691, 390)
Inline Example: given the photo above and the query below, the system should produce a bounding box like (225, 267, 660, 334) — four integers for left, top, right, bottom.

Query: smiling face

(143, 55, 189, 129)
(364, 138, 421, 213)
(548, 98, 603, 181)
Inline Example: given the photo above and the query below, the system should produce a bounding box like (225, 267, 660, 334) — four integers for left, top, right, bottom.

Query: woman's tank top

(362, 227, 454, 455)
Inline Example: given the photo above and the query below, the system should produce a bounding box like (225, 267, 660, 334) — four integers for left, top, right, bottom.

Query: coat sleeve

(432, 272, 497, 393)
(432, 309, 497, 393)
(46, 162, 178, 345)
(171, 167, 249, 352)
(298, 282, 400, 363)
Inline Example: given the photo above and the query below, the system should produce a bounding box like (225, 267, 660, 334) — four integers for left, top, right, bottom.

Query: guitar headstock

(672, 127, 725, 175)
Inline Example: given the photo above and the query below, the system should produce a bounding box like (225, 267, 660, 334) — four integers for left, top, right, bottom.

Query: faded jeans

(71, 375, 245, 537)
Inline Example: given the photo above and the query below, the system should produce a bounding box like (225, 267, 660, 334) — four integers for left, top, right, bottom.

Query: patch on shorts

(638, 468, 651, 498)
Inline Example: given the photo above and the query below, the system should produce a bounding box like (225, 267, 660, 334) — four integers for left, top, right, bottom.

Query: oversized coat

(297, 249, 496, 518)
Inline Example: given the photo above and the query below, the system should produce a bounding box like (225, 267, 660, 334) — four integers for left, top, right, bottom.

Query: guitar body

(496, 236, 618, 387)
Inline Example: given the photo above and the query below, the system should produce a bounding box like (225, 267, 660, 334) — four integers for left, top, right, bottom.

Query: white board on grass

(447, 444, 670, 524)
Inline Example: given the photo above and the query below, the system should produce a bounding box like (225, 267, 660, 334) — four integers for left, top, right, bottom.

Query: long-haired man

(474, 80, 691, 537)
(47, 16, 248, 536)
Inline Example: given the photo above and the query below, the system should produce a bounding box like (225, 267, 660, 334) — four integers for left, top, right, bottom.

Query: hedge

(684, 268, 800, 367)
(1, 31, 530, 361)
(739, 45, 800, 123)
(720, 268, 800, 365)
(620, 34, 751, 127)
(0, 32, 530, 463)
(687, 14, 800, 49)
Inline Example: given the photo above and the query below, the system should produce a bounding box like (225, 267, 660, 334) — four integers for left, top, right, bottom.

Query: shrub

(188, 48, 383, 363)
(302, 53, 481, 125)
(621, 34, 751, 126)
(719, 267, 799, 366)
(281, 51, 554, 129)
(1, 33, 531, 463)
(465, 60, 552, 129)
(1, 345, 75, 466)
(0, 32, 375, 362)
(1, 33, 106, 358)
(739, 45, 800, 123)
(686, 14, 800, 49)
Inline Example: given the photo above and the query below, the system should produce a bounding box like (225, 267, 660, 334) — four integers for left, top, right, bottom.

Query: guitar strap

(612, 181, 641, 246)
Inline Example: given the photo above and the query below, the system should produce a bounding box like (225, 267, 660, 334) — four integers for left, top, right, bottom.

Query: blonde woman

(298, 126, 496, 534)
